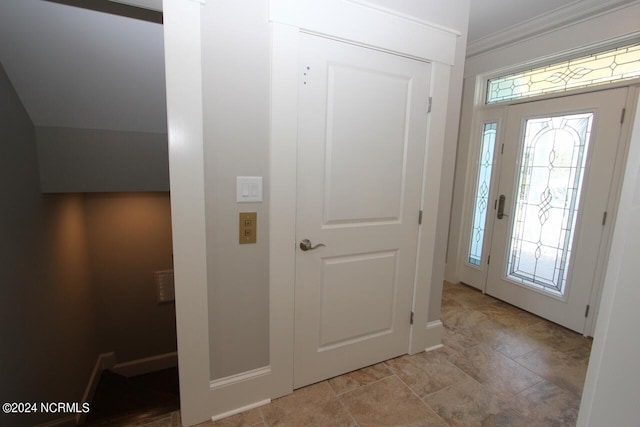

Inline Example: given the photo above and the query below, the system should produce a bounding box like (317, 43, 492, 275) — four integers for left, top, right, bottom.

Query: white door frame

(164, 0, 462, 424)
(163, 2, 212, 427)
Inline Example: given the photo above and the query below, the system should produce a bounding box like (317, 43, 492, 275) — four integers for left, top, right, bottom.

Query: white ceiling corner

(0, 0, 167, 133)
(467, 0, 639, 58)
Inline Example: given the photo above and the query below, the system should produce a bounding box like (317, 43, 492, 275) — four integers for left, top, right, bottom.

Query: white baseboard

(111, 352, 178, 378)
(424, 320, 444, 352)
(209, 366, 271, 391)
(74, 352, 115, 425)
(210, 398, 271, 422)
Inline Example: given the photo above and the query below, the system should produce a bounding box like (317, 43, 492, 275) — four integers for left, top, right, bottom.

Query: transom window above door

(485, 43, 640, 104)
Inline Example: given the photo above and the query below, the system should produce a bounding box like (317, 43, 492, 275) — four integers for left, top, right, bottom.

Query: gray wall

(426, 4, 469, 322)
(84, 192, 176, 362)
(201, 0, 270, 380)
(0, 63, 98, 427)
(36, 126, 169, 193)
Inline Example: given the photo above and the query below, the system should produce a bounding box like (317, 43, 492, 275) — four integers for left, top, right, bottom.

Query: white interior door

(294, 34, 430, 388)
(486, 88, 628, 333)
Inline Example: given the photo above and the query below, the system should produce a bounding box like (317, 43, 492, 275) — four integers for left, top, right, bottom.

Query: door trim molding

(269, 0, 458, 65)
(409, 61, 453, 354)
(164, 0, 209, 425)
(584, 86, 639, 335)
(268, 22, 299, 400)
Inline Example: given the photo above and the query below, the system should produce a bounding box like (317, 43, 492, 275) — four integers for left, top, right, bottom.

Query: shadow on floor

(85, 367, 179, 426)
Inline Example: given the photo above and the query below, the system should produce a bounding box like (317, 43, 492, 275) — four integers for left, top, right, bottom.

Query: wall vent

(155, 270, 175, 303)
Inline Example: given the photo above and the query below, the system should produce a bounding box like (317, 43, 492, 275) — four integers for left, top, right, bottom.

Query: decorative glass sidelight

(468, 122, 497, 266)
(486, 43, 640, 104)
(506, 113, 593, 296)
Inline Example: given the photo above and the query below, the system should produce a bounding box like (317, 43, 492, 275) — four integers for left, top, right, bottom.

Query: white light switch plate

(237, 176, 263, 203)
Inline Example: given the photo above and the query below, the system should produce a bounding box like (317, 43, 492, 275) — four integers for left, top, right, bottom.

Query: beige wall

(0, 63, 98, 427)
(84, 192, 177, 363)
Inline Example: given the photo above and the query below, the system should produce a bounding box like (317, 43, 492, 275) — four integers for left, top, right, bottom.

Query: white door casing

(486, 88, 628, 333)
(294, 33, 431, 388)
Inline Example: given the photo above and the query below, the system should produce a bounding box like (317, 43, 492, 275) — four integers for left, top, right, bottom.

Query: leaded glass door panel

(458, 108, 505, 290)
(485, 88, 627, 334)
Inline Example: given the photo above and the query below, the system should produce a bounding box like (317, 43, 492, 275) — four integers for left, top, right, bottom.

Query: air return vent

(155, 270, 175, 303)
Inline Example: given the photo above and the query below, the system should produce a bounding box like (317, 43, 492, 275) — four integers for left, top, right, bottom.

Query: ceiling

(0, 0, 166, 133)
(469, 0, 579, 41)
(0, 0, 634, 133)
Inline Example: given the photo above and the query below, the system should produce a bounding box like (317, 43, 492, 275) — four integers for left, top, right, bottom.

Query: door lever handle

(497, 194, 508, 219)
(300, 239, 326, 251)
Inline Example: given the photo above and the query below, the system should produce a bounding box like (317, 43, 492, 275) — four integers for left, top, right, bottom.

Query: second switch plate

(239, 212, 257, 244)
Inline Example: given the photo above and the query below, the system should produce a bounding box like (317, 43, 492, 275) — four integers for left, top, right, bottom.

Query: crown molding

(270, 0, 459, 65)
(466, 0, 639, 58)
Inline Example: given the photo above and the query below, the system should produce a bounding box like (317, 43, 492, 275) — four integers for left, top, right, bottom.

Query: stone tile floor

(129, 281, 591, 426)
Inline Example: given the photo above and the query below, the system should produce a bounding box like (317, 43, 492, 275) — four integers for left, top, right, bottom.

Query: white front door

(294, 34, 430, 388)
(486, 88, 628, 333)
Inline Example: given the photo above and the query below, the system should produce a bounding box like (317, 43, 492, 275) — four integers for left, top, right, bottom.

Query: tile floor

(128, 282, 592, 426)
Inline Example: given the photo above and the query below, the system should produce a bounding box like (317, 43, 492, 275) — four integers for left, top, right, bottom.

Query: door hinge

(585, 305, 590, 318)
(621, 108, 626, 124)
(418, 210, 423, 225)
(487, 255, 491, 265)
(602, 211, 608, 226)
(501, 143, 504, 154)
(410, 311, 414, 325)
(427, 97, 432, 113)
